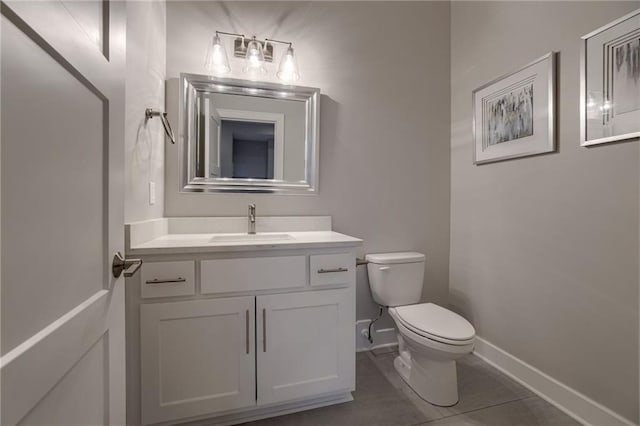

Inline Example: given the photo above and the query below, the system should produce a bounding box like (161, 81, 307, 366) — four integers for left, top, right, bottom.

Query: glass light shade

(204, 34, 231, 75)
(243, 38, 267, 78)
(276, 46, 300, 82)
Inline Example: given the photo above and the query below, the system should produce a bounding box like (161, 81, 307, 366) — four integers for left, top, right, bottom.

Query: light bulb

(204, 34, 230, 75)
(276, 45, 300, 82)
(243, 37, 267, 78)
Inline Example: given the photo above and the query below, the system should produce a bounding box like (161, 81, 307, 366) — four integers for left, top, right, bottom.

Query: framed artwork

(581, 9, 640, 146)
(473, 52, 556, 164)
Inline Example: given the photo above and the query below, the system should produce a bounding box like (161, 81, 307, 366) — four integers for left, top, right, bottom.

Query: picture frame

(580, 9, 640, 146)
(472, 52, 556, 165)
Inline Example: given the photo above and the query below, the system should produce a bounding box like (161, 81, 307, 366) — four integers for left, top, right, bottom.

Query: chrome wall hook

(145, 108, 176, 144)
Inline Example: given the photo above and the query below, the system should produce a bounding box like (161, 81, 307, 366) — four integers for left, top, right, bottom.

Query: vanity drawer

(201, 256, 306, 294)
(310, 253, 354, 287)
(141, 261, 195, 298)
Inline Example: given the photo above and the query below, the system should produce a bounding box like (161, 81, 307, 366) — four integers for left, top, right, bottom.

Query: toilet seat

(391, 303, 475, 346)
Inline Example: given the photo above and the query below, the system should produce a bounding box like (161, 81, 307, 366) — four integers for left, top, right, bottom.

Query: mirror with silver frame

(177, 73, 319, 193)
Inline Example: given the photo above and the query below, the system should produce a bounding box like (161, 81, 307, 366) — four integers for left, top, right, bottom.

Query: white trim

(204, 97, 210, 177)
(473, 337, 635, 426)
(204, 102, 222, 178)
(355, 320, 398, 352)
(356, 342, 399, 354)
(151, 392, 353, 426)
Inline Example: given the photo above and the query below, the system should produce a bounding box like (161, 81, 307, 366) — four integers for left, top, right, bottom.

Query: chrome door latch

(112, 252, 142, 278)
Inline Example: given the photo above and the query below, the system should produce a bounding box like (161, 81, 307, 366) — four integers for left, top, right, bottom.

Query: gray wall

(124, 1, 166, 223)
(165, 1, 452, 321)
(124, 3, 167, 423)
(449, 2, 639, 422)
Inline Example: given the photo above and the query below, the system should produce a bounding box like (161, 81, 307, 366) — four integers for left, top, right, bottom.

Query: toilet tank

(365, 252, 425, 307)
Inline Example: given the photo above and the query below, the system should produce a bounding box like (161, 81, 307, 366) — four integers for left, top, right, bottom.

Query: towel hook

(145, 108, 176, 144)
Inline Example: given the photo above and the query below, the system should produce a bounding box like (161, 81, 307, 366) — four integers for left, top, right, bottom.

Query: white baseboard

(473, 337, 635, 426)
(355, 320, 397, 352)
(174, 392, 353, 426)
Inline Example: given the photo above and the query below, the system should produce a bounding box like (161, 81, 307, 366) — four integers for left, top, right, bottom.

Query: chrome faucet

(248, 203, 256, 234)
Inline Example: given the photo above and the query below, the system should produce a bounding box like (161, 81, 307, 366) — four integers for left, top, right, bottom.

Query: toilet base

(393, 352, 459, 407)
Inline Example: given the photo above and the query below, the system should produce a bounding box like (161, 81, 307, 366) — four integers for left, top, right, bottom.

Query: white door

(140, 297, 256, 425)
(1, 1, 126, 425)
(256, 289, 355, 406)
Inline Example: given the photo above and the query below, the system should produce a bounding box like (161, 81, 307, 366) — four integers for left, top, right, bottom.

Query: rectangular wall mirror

(176, 73, 319, 193)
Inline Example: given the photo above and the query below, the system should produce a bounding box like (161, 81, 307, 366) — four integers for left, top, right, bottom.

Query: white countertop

(128, 231, 362, 255)
(125, 217, 363, 255)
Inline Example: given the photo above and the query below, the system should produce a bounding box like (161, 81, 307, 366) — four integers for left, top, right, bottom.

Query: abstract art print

(485, 83, 533, 146)
(581, 9, 640, 146)
(473, 53, 555, 164)
(612, 36, 640, 115)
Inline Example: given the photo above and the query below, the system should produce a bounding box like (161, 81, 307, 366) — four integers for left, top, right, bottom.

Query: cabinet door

(140, 297, 255, 425)
(257, 289, 355, 405)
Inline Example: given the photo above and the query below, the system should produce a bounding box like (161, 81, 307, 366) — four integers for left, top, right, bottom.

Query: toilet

(366, 252, 475, 407)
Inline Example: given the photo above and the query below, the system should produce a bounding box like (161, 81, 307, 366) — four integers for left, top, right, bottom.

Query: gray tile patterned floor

(242, 350, 580, 426)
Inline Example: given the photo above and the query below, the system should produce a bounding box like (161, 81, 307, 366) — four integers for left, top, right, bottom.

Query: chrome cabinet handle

(262, 308, 267, 352)
(145, 277, 186, 284)
(112, 252, 142, 278)
(317, 267, 349, 274)
(246, 310, 250, 354)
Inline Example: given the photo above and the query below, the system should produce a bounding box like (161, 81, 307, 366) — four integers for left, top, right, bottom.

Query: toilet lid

(394, 303, 475, 342)
(365, 252, 425, 265)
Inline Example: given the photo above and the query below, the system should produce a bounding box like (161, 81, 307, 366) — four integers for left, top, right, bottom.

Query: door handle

(112, 252, 142, 278)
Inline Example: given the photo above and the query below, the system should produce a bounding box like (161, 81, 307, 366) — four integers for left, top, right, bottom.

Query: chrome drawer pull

(317, 267, 349, 274)
(246, 310, 250, 354)
(262, 308, 267, 352)
(145, 277, 186, 284)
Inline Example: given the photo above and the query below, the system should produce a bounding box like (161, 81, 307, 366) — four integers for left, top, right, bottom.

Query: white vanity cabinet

(256, 289, 354, 406)
(140, 297, 256, 425)
(127, 244, 359, 426)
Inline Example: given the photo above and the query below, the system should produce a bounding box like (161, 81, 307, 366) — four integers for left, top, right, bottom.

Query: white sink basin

(210, 233, 294, 243)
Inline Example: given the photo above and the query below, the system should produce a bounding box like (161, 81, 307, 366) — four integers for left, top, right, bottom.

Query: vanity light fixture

(266, 39, 300, 82)
(204, 32, 231, 75)
(278, 47, 300, 82)
(243, 36, 267, 78)
(205, 31, 300, 82)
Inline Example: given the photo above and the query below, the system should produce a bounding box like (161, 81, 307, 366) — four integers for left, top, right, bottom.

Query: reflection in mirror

(179, 74, 319, 194)
(216, 120, 276, 179)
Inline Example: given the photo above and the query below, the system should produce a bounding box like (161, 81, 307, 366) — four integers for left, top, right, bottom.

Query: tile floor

(242, 349, 581, 426)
